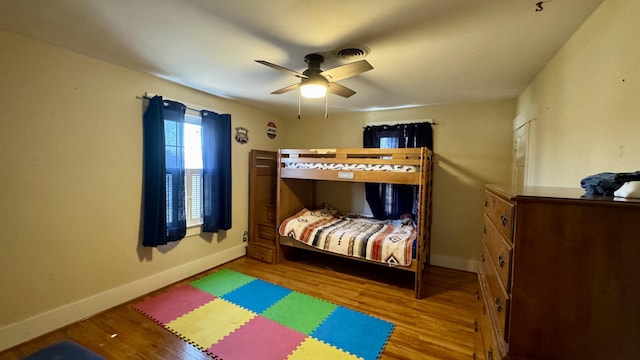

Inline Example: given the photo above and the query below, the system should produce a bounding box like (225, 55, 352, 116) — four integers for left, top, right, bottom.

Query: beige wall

(284, 101, 516, 271)
(517, 0, 639, 186)
(0, 30, 289, 349)
(5, 0, 631, 349)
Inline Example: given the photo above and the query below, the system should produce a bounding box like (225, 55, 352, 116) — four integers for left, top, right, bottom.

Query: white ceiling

(0, 0, 603, 116)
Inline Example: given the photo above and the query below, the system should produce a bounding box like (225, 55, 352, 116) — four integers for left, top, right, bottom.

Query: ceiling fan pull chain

(298, 90, 301, 120)
(325, 94, 328, 119)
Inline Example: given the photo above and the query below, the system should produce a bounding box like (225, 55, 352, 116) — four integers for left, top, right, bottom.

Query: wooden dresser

(474, 184, 640, 360)
(247, 150, 278, 263)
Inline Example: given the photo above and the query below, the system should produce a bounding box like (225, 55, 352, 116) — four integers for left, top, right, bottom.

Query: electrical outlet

(243, 230, 248, 242)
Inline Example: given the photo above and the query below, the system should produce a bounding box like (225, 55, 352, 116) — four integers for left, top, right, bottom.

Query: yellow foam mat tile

(288, 338, 362, 360)
(166, 298, 255, 349)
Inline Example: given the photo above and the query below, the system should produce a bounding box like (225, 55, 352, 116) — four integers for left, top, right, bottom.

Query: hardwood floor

(0, 254, 477, 360)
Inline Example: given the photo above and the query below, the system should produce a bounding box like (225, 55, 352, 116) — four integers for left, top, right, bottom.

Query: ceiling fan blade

(320, 60, 373, 82)
(327, 82, 356, 98)
(271, 83, 300, 95)
(255, 60, 307, 79)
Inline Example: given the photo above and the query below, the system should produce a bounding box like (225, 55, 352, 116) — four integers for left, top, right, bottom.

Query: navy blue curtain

(201, 111, 232, 232)
(142, 96, 187, 247)
(363, 122, 433, 220)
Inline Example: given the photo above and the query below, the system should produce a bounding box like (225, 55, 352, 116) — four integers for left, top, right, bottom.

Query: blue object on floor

(312, 306, 395, 360)
(22, 340, 104, 360)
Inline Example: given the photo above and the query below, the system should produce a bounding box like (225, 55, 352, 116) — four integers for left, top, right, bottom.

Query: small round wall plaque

(266, 122, 277, 139)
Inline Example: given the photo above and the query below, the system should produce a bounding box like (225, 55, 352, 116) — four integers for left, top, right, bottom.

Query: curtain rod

(364, 119, 438, 128)
(137, 95, 210, 114)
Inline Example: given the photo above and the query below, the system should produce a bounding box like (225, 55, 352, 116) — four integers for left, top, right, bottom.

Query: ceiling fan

(255, 53, 373, 99)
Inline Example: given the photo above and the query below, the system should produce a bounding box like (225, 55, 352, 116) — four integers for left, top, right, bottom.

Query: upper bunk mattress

(283, 162, 418, 172)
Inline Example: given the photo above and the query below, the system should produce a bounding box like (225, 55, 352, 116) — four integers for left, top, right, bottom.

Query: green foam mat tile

(262, 291, 337, 334)
(190, 268, 256, 296)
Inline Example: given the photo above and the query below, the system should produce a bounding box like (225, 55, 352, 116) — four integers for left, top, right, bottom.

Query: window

(379, 137, 399, 216)
(143, 95, 232, 247)
(183, 113, 203, 227)
(363, 122, 432, 220)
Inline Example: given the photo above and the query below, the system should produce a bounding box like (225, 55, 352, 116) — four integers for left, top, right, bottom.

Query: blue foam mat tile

(222, 278, 292, 314)
(311, 307, 395, 360)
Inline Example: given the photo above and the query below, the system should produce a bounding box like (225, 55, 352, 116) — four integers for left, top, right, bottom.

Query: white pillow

(614, 182, 640, 198)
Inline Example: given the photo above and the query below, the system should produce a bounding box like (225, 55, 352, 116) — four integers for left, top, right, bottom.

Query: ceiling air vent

(336, 46, 370, 61)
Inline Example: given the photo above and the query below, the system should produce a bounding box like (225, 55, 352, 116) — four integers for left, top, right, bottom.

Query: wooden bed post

(414, 147, 433, 298)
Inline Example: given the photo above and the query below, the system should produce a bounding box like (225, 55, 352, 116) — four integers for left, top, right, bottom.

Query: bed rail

(278, 148, 432, 184)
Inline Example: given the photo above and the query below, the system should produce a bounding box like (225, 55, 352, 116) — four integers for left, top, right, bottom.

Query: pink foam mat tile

(132, 285, 216, 324)
(206, 316, 307, 360)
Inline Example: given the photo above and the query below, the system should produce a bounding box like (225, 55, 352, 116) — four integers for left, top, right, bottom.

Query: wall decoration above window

(235, 127, 249, 144)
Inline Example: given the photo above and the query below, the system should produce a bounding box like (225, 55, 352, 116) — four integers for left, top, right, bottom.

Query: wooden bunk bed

(275, 147, 434, 298)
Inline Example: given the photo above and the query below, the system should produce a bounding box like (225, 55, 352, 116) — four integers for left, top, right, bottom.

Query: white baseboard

(430, 253, 479, 273)
(0, 244, 246, 352)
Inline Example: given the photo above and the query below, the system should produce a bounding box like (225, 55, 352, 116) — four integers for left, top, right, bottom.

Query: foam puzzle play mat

(133, 269, 395, 360)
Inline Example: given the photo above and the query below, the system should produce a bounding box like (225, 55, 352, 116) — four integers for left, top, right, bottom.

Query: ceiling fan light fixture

(300, 83, 326, 98)
(300, 76, 327, 98)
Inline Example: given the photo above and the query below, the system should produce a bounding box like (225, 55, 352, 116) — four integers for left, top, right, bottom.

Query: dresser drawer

(482, 214, 513, 290)
(479, 243, 510, 341)
(474, 276, 490, 360)
(484, 190, 514, 241)
(473, 282, 485, 360)
(247, 244, 275, 263)
(477, 273, 504, 360)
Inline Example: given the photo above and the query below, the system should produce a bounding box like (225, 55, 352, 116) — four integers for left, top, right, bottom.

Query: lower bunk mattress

(278, 208, 417, 267)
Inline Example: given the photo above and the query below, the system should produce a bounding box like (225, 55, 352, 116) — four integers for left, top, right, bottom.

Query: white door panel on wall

(512, 120, 535, 186)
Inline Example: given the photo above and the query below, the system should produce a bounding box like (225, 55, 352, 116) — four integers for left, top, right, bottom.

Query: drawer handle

(498, 254, 505, 268)
(500, 213, 508, 226)
(482, 226, 487, 234)
(474, 319, 478, 332)
(480, 253, 486, 262)
(484, 199, 488, 207)
(495, 297, 503, 312)
(487, 349, 494, 360)
(475, 290, 480, 301)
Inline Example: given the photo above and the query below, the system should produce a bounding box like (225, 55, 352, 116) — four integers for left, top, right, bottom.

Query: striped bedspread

(278, 208, 416, 266)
